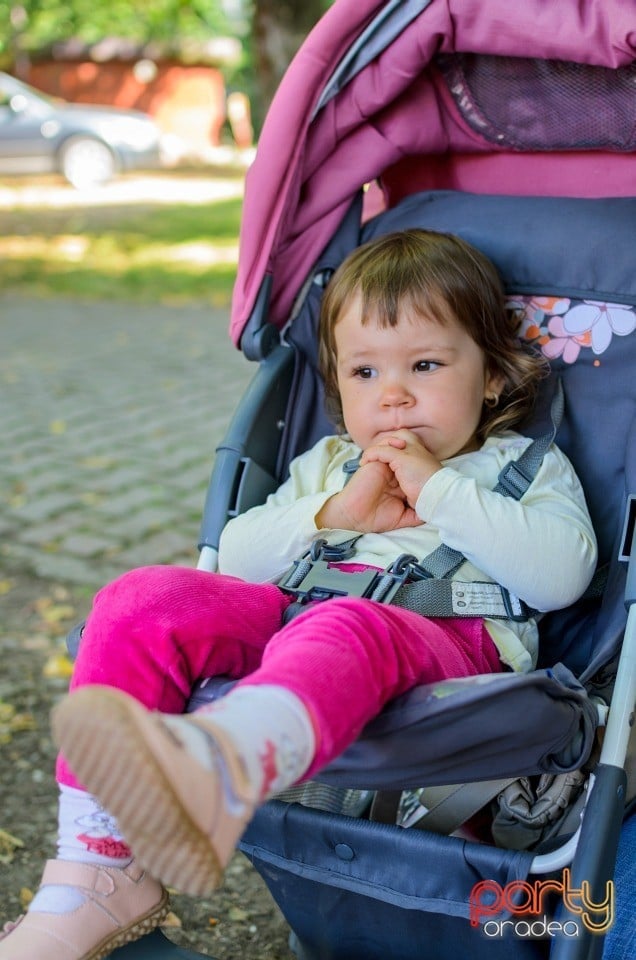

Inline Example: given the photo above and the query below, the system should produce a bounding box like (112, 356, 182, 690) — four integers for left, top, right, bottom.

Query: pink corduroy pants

(56, 564, 502, 788)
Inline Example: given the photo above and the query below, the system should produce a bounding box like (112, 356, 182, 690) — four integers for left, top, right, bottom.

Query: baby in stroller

(0, 228, 597, 960)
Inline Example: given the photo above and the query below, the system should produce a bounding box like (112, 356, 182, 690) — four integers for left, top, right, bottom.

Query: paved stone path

(1, 294, 254, 590)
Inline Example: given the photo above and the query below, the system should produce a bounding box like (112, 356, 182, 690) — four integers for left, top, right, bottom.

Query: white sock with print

(182, 684, 317, 801)
(29, 784, 132, 915)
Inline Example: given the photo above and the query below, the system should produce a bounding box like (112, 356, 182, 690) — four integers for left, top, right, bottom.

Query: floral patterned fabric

(509, 295, 636, 364)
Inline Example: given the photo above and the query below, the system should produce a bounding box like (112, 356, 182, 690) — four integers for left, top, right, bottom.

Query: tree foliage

(1, 1, 332, 128)
(0, 1, 236, 68)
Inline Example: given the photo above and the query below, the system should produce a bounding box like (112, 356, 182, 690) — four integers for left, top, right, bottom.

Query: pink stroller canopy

(230, 0, 635, 346)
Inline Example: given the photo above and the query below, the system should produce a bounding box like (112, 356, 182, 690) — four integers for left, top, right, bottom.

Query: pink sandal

(52, 686, 260, 897)
(0, 859, 169, 960)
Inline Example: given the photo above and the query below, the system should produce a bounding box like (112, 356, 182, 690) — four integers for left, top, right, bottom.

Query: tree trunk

(250, 0, 325, 129)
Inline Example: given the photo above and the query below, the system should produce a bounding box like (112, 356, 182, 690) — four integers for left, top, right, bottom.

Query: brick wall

(27, 60, 227, 156)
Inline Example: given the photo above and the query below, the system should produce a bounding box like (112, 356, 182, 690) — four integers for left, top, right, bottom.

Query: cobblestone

(0, 179, 292, 960)
(0, 293, 254, 591)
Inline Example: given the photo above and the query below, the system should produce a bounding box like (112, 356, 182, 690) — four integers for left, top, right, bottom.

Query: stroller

(106, 1, 636, 958)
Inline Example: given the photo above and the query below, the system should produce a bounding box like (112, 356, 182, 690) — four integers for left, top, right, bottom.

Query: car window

(0, 75, 53, 118)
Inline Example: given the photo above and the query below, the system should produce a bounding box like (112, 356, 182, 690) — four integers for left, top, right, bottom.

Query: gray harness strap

(391, 578, 530, 621)
(370, 778, 515, 834)
(412, 379, 564, 583)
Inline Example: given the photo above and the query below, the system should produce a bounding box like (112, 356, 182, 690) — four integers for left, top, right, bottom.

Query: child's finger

(361, 438, 406, 464)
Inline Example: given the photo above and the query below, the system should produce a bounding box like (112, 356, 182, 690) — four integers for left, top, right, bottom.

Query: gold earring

(485, 393, 499, 409)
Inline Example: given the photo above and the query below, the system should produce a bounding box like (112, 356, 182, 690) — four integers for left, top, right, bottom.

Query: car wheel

(59, 136, 117, 189)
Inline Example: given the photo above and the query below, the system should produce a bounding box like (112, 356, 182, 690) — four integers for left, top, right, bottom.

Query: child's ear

(485, 369, 506, 399)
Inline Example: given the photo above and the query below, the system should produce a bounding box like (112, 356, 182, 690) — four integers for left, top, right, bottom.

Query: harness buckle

(278, 559, 379, 602)
(310, 536, 360, 562)
(496, 460, 534, 499)
(367, 554, 420, 604)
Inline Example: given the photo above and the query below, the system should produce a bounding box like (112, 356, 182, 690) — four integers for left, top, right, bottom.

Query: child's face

(334, 295, 505, 460)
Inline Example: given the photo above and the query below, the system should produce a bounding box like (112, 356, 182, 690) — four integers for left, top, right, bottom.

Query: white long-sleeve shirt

(219, 432, 597, 672)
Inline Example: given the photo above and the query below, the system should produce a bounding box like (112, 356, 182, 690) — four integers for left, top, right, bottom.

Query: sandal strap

(41, 859, 143, 896)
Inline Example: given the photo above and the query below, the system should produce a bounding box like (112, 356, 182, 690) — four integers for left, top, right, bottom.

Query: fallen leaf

(42, 652, 74, 680)
(160, 911, 182, 928)
(228, 906, 249, 922)
(35, 598, 76, 625)
(19, 888, 33, 910)
(0, 702, 36, 744)
(0, 829, 25, 865)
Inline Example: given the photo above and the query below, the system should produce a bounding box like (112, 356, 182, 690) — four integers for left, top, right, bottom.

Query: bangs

(355, 281, 454, 329)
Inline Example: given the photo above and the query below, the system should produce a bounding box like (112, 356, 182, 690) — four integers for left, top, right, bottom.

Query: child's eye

(353, 366, 376, 379)
(414, 360, 440, 373)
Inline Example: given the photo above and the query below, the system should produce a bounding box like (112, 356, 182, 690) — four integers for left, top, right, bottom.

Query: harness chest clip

(278, 559, 379, 602)
(278, 546, 417, 607)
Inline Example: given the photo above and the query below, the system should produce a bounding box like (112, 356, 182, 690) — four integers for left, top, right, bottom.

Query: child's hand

(360, 430, 442, 508)
(315, 459, 421, 533)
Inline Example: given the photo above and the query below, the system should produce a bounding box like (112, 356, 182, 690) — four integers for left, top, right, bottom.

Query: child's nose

(381, 381, 414, 406)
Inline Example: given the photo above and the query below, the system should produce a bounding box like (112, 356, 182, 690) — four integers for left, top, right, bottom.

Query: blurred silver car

(0, 71, 162, 188)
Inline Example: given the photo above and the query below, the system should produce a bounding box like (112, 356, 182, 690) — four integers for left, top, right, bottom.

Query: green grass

(0, 182, 243, 306)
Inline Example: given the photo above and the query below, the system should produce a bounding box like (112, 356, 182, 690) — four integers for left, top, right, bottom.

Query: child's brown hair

(318, 228, 546, 439)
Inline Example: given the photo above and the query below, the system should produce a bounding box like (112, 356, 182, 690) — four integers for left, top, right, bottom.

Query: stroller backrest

(284, 189, 636, 680)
